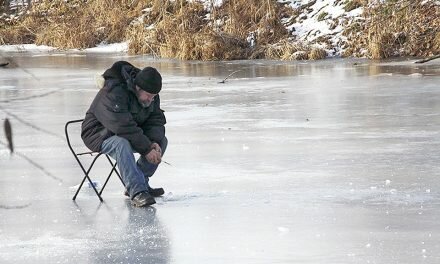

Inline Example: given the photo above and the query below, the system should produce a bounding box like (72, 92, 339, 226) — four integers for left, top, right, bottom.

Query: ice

(277, 227, 290, 233)
(0, 54, 440, 263)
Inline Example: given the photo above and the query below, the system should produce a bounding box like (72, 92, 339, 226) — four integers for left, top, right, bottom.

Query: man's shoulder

(98, 82, 130, 104)
(104, 81, 128, 95)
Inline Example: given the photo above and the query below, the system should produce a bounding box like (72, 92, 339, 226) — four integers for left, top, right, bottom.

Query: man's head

(134, 67, 162, 108)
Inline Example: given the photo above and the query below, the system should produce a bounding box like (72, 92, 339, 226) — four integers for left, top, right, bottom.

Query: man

(81, 61, 167, 207)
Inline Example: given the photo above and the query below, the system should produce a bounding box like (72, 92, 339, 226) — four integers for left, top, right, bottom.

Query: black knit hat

(134, 67, 162, 94)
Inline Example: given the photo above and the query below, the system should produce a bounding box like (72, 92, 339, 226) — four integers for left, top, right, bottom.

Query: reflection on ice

(91, 206, 170, 264)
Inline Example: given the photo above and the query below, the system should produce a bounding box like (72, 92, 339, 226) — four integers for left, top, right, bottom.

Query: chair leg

(73, 175, 104, 202)
(105, 155, 126, 187)
(99, 160, 118, 195)
(70, 152, 127, 202)
(72, 175, 87, 201)
(85, 175, 103, 202)
(72, 154, 104, 202)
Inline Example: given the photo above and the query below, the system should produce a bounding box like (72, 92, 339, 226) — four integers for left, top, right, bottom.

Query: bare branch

(218, 70, 242, 84)
(414, 54, 440, 64)
(0, 203, 31, 210)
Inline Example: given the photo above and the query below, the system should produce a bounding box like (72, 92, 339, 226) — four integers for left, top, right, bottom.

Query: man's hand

(146, 149, 161, 165)
(151, 142, 162, 154)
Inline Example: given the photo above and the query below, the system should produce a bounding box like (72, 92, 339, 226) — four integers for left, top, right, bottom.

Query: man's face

(136, 85, 157, 108)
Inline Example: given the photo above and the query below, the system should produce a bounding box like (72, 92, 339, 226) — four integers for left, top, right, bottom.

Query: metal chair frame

(65, 119, 125, 202)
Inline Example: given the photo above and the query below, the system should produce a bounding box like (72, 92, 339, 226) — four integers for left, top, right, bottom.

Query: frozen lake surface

(1, 52, 440, 263)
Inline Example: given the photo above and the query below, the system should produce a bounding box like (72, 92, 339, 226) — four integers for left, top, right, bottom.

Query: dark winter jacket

(81, 61, 166, 155)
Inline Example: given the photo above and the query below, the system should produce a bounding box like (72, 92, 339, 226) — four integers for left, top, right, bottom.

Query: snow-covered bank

(1, 0, 438, 60)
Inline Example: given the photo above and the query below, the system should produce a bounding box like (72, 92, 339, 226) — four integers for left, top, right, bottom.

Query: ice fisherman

(81, 61, 167, 207)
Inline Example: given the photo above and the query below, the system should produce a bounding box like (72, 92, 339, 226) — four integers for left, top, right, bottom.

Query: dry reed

(251, 39, 327, 60)
(1, 0, 144, 49)
(2, 0, 328, 60)
(345, 0, 440, 59)
(126, 0, 291, 60)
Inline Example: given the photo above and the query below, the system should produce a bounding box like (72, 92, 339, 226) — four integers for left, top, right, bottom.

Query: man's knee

(111, 136, 132, 152)
(159, 136, 168, 154)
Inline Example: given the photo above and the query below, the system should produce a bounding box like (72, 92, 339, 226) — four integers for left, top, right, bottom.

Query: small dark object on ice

(218, 70, 242, 83)
(0, 62, 9, 67)
(4, 118, 13, 154)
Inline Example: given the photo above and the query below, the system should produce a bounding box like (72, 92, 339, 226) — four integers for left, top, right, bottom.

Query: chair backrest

(64, 119, 95, 156)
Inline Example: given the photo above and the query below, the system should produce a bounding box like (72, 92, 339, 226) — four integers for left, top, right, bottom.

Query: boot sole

(131, 199, 156, 207)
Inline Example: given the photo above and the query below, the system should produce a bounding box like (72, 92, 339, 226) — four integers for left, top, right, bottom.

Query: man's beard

(136, 89, 152, 108)
(138, 99, 152, 108)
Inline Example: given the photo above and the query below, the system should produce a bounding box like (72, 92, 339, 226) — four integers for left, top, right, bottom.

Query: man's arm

(141, 95, 166, 143)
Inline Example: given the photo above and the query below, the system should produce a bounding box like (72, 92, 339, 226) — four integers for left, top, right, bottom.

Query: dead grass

(0, 8, 40, 44)
(126, 0, 294, 60)
(368, 31, 394, 59)
(0, 24, 34, 45)
(251, 39, 327, 60)
(219, 0, 288, 45)
(2, 0, 324, 60)
(309, 47, 327, 60)
(345, 0, 440, 59)
(435, 32, 440, 52)
(1, 0, 144, 49)
(344, 0, 363, 12)
(127, 1, 217, 59)
(2, 0, 439, 60)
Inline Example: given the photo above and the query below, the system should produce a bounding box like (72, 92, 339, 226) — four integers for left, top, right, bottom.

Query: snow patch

(285, 0, 363, 56)
(84, 42, 128, 53)
(0, 44, 56, 52)
(0, 42, 128, 53)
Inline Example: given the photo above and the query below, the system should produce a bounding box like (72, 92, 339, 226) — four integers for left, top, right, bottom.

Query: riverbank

(0, 0, 439, 60)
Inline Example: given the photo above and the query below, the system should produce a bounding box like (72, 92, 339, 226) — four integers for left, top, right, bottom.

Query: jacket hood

(102, 61, 140, 92)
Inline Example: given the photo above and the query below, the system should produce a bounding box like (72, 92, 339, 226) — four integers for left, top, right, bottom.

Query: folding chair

(65, 119, 125, 202)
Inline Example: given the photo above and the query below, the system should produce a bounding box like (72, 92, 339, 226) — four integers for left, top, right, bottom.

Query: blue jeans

(100, 135, 168, 198)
